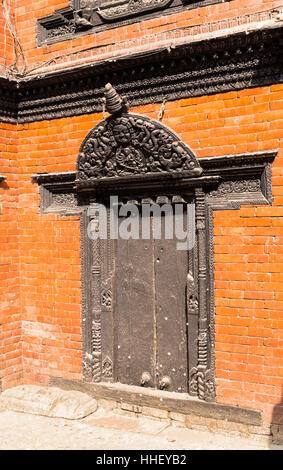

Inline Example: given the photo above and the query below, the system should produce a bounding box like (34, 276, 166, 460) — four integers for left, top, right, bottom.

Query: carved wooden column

(83, 200, 102, 382)
(83, 199, 116, 383)
(100, 206, 115, 382)
(194, 187, 215, 402)
(91, 201, 103, 382)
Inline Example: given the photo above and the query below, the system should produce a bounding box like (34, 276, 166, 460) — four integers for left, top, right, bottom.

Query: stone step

(0, 385, 98, 420)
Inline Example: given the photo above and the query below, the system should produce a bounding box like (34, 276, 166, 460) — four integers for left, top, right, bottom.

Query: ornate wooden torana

(77, 83, 202, 187)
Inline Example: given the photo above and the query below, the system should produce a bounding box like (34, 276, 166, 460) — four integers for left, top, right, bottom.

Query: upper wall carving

(37, 0, 231, 45)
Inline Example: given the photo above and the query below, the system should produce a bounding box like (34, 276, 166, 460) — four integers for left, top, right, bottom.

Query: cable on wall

(1, 0, 27, 75)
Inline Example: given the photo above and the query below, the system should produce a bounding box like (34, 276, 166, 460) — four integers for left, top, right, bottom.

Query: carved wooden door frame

(79, 184, 217, 401)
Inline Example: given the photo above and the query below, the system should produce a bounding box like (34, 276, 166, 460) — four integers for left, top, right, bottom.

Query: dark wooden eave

(0, 24, 282, 124)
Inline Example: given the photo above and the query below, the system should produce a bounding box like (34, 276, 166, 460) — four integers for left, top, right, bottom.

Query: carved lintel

(38, 0, 178, 43)
(202, 151, 276, 209)
(37, 1, 281, 48)
(52, 192, 77, 206)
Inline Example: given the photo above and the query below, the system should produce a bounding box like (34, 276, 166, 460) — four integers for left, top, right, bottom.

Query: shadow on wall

(270, 385, 283, 446)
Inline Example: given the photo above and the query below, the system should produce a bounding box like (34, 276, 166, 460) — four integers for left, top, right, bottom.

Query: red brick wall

(17, 116, 93, 385)
(0, 0, 15, 66)
(13, 85, 283, 425)
(0, 0, 282, 428)
(0, 122, 22, 390)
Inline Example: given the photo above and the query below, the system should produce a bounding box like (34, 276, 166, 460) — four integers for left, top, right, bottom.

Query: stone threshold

(50, 377, 262, 428)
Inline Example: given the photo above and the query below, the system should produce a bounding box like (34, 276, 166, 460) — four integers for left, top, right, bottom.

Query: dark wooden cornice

(0, 24, 282, 124)
(0, 76, 18, 124)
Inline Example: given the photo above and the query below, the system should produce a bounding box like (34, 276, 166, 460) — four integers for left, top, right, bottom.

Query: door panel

(115, 204, 189, 393)
(154, 213, 188, 392)
(115, 221, 156, 387)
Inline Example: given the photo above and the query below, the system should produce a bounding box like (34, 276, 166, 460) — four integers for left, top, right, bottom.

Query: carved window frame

(37, 0, 232, 46)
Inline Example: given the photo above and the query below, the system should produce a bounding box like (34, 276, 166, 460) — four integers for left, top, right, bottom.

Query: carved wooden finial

(103, 83, 128, 115)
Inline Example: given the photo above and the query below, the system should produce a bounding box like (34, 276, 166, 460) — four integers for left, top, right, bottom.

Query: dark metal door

(115, 206, 189, 392)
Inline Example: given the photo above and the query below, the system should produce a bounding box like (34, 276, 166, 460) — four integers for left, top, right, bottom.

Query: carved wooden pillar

(84, 200, 102, 382)
(100, 206, 115, 382)
(83, 200, 115, 383)
(194, 187, 215, 401)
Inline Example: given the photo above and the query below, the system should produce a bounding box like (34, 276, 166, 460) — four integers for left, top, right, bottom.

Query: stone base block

(0, 385, 98, 420)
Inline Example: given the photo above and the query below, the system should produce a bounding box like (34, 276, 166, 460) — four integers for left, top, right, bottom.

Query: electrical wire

(158, 99, 166, 121)
(1, 0, 27, 75)
(1, 1, 176, 79)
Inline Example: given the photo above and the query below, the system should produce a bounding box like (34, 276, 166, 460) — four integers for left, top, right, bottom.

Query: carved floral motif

(207, 179, 261, 198)
(53, 193, 77, 205)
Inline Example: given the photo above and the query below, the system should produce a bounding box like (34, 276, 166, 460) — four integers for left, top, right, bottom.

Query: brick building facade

(0, 0, 282, 441)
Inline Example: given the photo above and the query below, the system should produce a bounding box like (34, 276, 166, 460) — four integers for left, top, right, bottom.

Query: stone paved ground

(0, 407, 282, 451)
